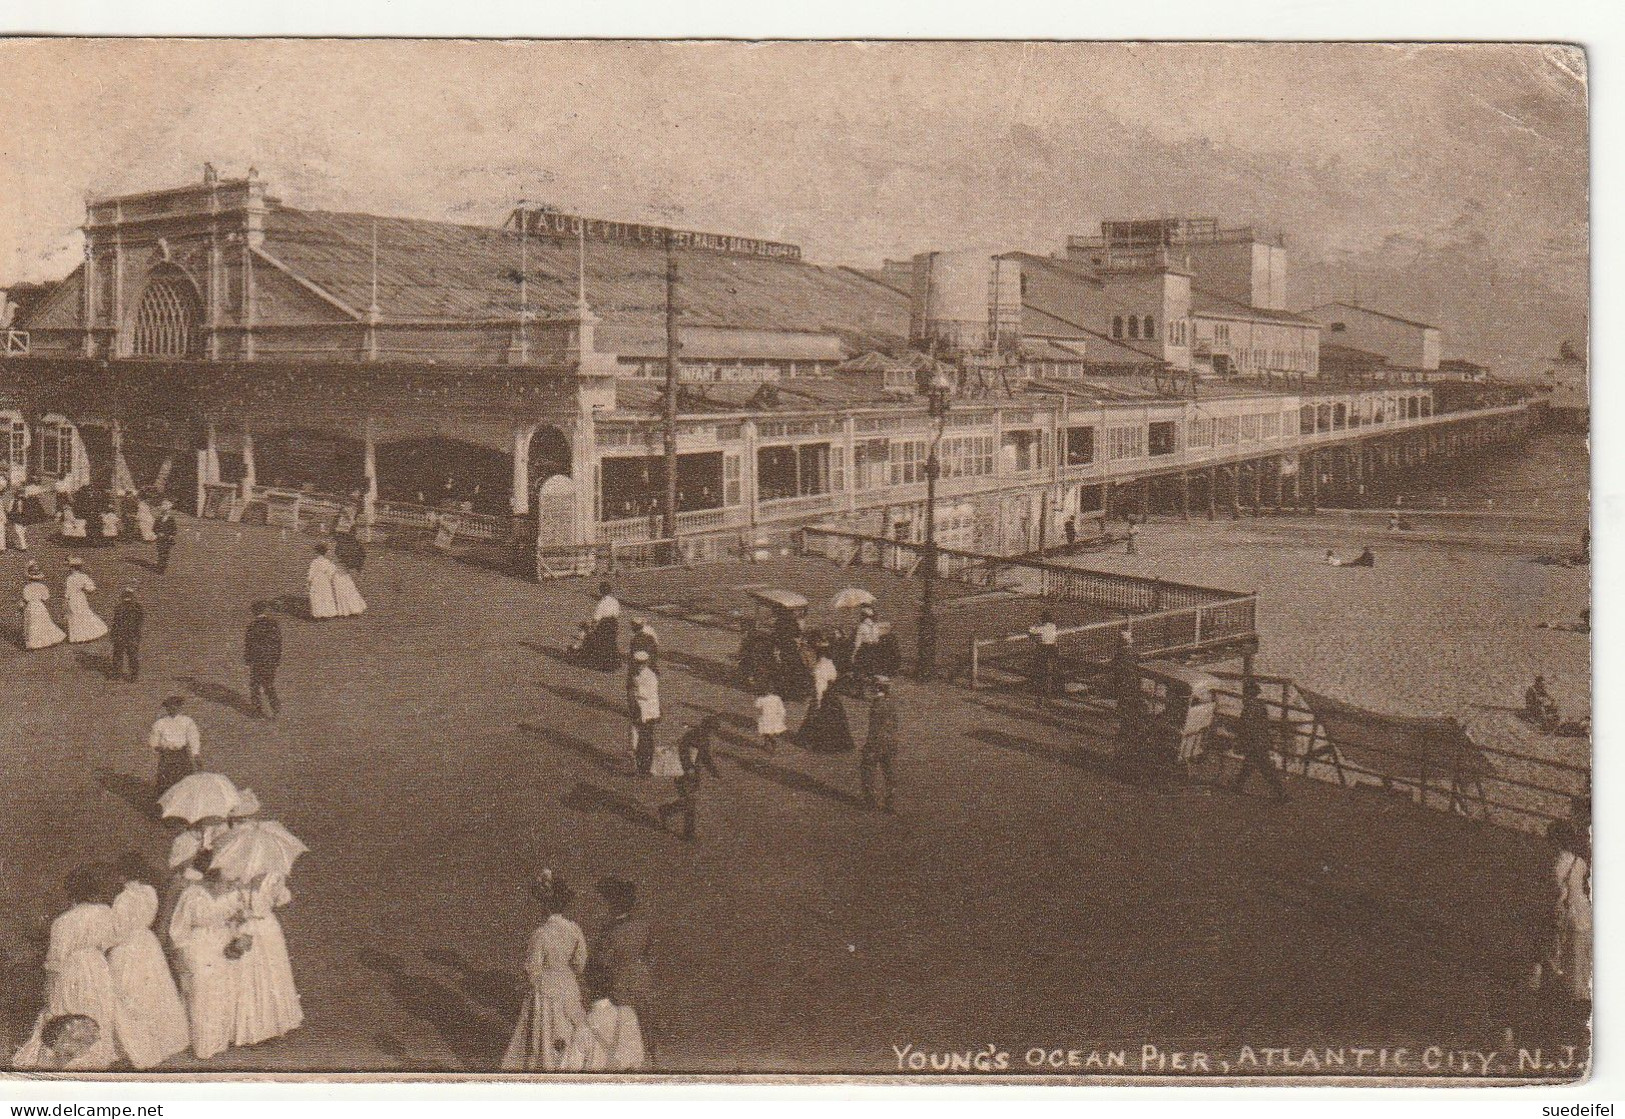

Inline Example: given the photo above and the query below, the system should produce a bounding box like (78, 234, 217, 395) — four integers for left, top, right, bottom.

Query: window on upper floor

(1143, 315, 1155, 339)
(1112, 316, 1124, 339)
(1127, 316, 1140, 340)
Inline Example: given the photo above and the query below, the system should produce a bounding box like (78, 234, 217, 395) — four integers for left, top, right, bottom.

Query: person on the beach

(1525, 675, 1559, 730)
(1229, 679, 1287, 801)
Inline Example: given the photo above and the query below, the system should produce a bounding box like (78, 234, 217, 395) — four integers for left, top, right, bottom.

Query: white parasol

(830, 587, 877, 610)
(158, 772, 241, 824)
(209, 819, 309, 882)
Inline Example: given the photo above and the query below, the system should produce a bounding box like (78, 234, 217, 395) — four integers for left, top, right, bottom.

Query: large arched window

(131, 270, 202, 358)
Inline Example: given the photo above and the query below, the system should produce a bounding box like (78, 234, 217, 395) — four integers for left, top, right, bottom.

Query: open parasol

(158, 772, 241, 824)
(210, 819, 309, 883)
(830, 587, 876, 610)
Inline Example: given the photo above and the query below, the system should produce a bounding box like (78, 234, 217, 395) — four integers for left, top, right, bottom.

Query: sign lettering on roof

(510, 207, 802, 261)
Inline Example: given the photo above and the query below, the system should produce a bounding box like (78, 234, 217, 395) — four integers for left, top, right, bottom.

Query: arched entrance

(129, 265, 205, 358)
(528, 425, 571, 480)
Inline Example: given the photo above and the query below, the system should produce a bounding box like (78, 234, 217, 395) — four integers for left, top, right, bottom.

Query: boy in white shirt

(754, 688, 787, 753)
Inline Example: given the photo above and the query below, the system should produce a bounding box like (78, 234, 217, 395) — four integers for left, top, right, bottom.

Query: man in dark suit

(860, 677, 900, 813)
(153, 501, 179, 573)
(108, 588, 144, 681)
(593, 877, 658, 1064)
(657, 716, 721, 841)
(1230, 678, 1287, 801)
(244, 600, 283, 717)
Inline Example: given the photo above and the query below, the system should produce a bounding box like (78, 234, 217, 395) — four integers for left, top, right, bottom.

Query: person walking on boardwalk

(153, 501, 179, 573)
(1028, 609, 1060, 706)
(1229, 679, 1287, 801)
(655, 716, 722, 841)
(754, 686, 787, 754)
(245, 601, 283, 718)
(149, 696, 202, 799)
(1110, 631, 1142, 743)
(628, 651, 660, 776)
(62, 557, 110, 645)
(592, 876, 657, 1063)
(306, 543, 339, 620)
(501, 870, 589, 1071)
(1064, 515, 1077, 547)
(109, 588, 144, 681)
(20, 561, 67, 651)
(628, 619, 659, 668)
(860, 677, 900, 813)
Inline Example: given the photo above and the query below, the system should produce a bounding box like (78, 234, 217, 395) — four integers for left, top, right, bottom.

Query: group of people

(1, 477, 173, 554)
(501, 871, 649, 1071)
(19, 555, 118, 651)
(571, 584, 905, 835)
(305, 538, 367, 621)
(11, 779, 305, 1071)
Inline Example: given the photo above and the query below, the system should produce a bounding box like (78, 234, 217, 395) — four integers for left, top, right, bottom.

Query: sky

(0, 39, 1588, 373)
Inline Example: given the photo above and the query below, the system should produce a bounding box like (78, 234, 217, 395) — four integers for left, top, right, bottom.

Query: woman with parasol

(501, 870, 589, 1071)
(168, 859, 246, 1060)
(10, 866, 122, 1070)
(795, 641, 855, 755)
(212, 818, 307, 1047)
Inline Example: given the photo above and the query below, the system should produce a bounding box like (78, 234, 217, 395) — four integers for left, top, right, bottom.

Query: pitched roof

(259, 205, 912, 357)
(1319, 342, 1390, 367)
(1190, 287, 1319, 327)
(1303, 301, 1438, 331)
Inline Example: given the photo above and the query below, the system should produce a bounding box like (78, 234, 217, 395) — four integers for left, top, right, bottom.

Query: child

(566, 961, 646, 1071)
(566, 622, 590, 659)
(754, 688, 786, 754)
(15, 1014, 103, 1070)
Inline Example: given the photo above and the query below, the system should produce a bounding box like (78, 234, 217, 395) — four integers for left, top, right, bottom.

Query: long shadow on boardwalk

(537, 679, 628, 719)
(175, 674, 258, 719)
(657, 647, 743, 690)
(355, 946, 508, 1071)
(715, 749, 866, 809)
(517, 721, 626, 776)
(968, 725, 1124, 783)
(559, 781, 662, 832)
(423, 948, 525, 1021)
(95, 766, 159, 818)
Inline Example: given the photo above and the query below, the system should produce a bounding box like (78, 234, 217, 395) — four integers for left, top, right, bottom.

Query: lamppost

(915, 373, 953, 681)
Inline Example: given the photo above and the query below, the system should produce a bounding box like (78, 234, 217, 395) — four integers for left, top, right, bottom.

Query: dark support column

(1140, 478, 1151, 520)
(1104, 480, 1115, 523)
(1250, 458, 1263, 516)
(1180, 471, 1191, 520)
(1206, 468, 1217, 521)
(1272, 457, 1284, 510)
(1229, 466, 1241, 519)
(1306, 452, 1318, 514)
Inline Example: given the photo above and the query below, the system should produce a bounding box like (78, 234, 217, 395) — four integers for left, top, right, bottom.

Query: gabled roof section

(260, 204, 912, 355)
(1303, 301, 1438, 331)
(1191, 287, 1319, 327)
(16, 266, 84, 331)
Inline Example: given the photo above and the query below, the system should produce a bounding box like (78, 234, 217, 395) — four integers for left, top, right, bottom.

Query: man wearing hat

(627, 650, 660, 776)
(109, 587, 145, 681)
(152, 500, 179, 574)
(860, 677, 900, 813)
(1230, 678, 1287, 802)
(244, 600, 284, 718)
(656, 715, 722, 841)
(1111, 630, 1143, 743)
(148, 695, 202, 799)
(628, 618, 659, 669)
(593, 877, 657, 1061)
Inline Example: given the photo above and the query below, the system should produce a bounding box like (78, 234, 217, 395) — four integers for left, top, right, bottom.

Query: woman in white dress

(231, 872, 303, 1046)
(63, 557, 110, 644)
(11, 870, 123, 1070)
(1549, 819, 1593, 1003)
(20, 562, 66, 650)
(501, 871, 589, 1071)
(331, 560, 367, 618)
(562, 961, 646, 1071)
(108, 859, 191, 1069)
(169, 866, 244, 1060)
(306, 543, 339, 620)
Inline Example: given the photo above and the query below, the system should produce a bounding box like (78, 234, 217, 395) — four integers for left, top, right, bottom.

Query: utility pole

(662, 244, 681, 542)
(915, 374, 951, 681)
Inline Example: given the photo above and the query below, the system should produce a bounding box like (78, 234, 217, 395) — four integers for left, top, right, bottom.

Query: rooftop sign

(509, 206, 802, 261)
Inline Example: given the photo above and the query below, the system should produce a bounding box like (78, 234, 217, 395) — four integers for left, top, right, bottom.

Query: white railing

(758, 492, 837, 519)
(597, 505, 744, 545)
